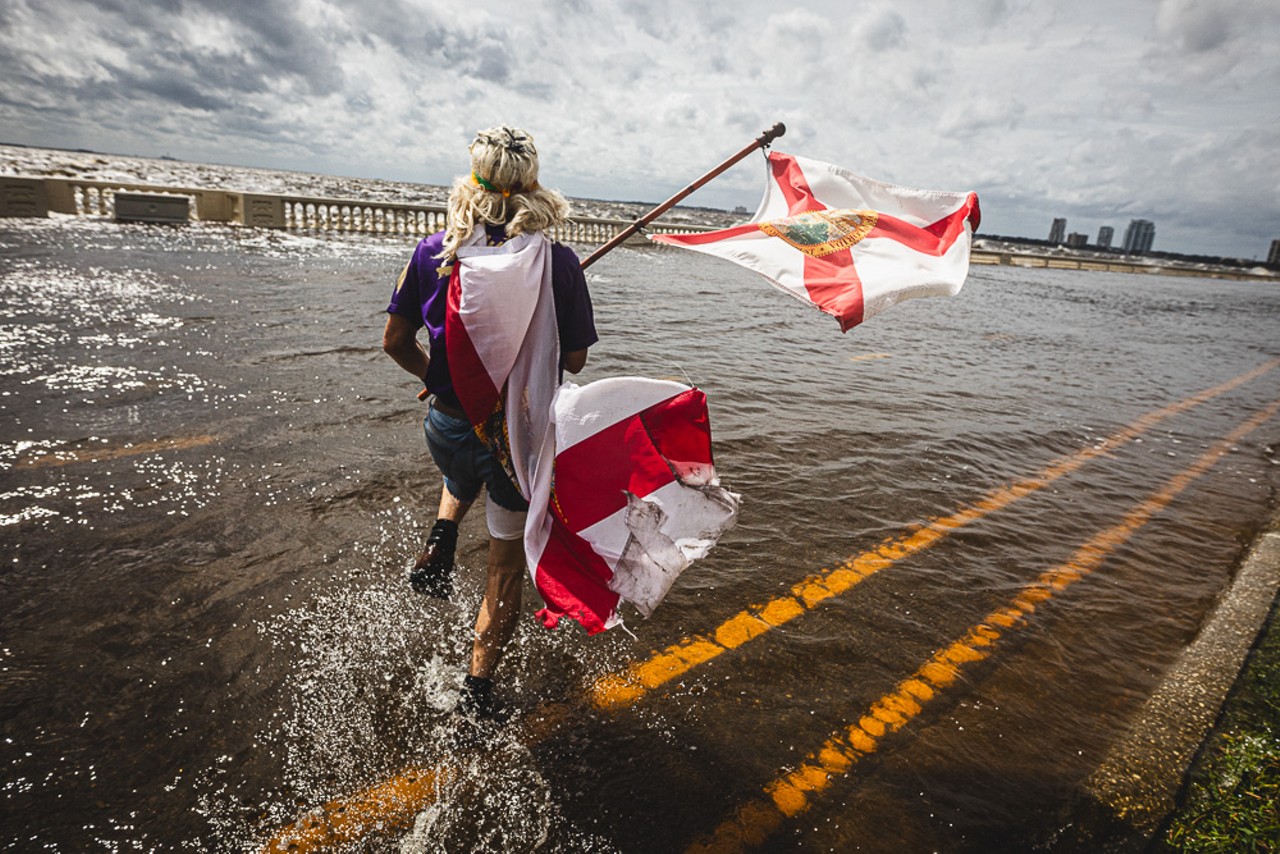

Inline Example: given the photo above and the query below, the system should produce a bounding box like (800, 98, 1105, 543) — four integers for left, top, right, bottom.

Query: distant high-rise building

(1049, 218, 1067, 244)
(1122, 219, 1156, 254)
(1269, 239, 1280, 266)
(1097, 226, 1114, 248)
(1066, 233, 1088, 248)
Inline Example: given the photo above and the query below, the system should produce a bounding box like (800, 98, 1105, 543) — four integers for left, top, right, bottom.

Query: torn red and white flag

(525, 378, 739, 634)
(651, 151, 981, 332)
(445, 228, 738, 635)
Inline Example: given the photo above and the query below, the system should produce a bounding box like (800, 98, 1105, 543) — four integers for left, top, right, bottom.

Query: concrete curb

(1085, 518, 1280, 840)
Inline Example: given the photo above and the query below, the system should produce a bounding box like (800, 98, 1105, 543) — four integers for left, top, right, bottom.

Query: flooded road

(2, 214, 1278, 852)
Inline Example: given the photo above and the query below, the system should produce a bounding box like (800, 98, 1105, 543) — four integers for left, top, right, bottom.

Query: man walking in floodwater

(382, 126, 597, 724)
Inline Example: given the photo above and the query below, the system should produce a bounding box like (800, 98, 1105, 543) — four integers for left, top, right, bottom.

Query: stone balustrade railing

(0, 175, 716, 245)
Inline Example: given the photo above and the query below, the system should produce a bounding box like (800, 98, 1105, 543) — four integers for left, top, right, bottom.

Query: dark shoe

(449, 675, 510, 748)
(455, 674, 496, 718)
(455, 676, 513, 725)
(409, 519, 458, 598)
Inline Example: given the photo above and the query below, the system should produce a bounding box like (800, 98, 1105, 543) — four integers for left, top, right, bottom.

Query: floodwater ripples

(1, 214, 1278, 851)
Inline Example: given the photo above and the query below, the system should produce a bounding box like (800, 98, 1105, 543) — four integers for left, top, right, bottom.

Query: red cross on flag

(651, 151, 981, 332)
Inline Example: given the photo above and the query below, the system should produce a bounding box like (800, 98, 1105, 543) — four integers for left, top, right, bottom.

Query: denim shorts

(424, 404, 529, 513)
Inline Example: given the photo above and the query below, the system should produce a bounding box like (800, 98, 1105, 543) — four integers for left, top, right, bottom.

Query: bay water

(2, 212, 1278, 851)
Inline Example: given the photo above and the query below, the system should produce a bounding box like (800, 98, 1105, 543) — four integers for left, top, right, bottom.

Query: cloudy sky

(2, 0, 1277, 258)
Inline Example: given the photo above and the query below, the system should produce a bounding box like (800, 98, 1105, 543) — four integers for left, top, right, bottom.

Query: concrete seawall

(970, 248, 1278, 283)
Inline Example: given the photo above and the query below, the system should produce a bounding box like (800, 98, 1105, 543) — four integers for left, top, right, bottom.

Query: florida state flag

(651, 152, 981, 332)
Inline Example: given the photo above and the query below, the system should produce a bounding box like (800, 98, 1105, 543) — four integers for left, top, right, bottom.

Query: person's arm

(382, 313, 430, 383)
(550, 244, 596, 376)
(563, 348, 588, 374)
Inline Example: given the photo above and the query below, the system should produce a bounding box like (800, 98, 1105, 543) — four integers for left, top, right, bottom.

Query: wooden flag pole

(579, 122, 786, 270)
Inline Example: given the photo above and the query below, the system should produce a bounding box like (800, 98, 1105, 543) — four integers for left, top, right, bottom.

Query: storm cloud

(1, 0, 1277, 258)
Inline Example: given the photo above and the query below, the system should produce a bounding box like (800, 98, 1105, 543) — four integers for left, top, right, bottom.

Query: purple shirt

(387, 226, 598, 408)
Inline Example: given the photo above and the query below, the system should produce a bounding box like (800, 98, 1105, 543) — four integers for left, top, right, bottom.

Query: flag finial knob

(758, 123, 786, 147)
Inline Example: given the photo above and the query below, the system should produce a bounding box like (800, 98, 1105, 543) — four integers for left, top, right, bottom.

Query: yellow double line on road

(261, 359, 1278, 852)
(687, 394, 1280, 852)
(589, 358, 1280, 711)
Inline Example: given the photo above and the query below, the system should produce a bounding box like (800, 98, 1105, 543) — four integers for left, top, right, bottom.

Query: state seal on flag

(758, 209, 879, 258)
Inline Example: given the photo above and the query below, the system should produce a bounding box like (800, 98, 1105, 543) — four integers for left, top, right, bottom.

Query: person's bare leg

(469, 535, 525, 680)
(410, 484, 473, 597)
(436, 483, 471, 523)
(456, 535, 524, 722)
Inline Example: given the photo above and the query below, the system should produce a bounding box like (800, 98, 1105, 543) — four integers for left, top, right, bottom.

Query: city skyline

(1038, 215, 1280, 263)
(1032, 213, 1279, 265)
(1047, 216, 1159, 254)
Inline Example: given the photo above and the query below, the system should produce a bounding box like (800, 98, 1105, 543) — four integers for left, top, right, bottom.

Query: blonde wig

(438, 126, 571, 259)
